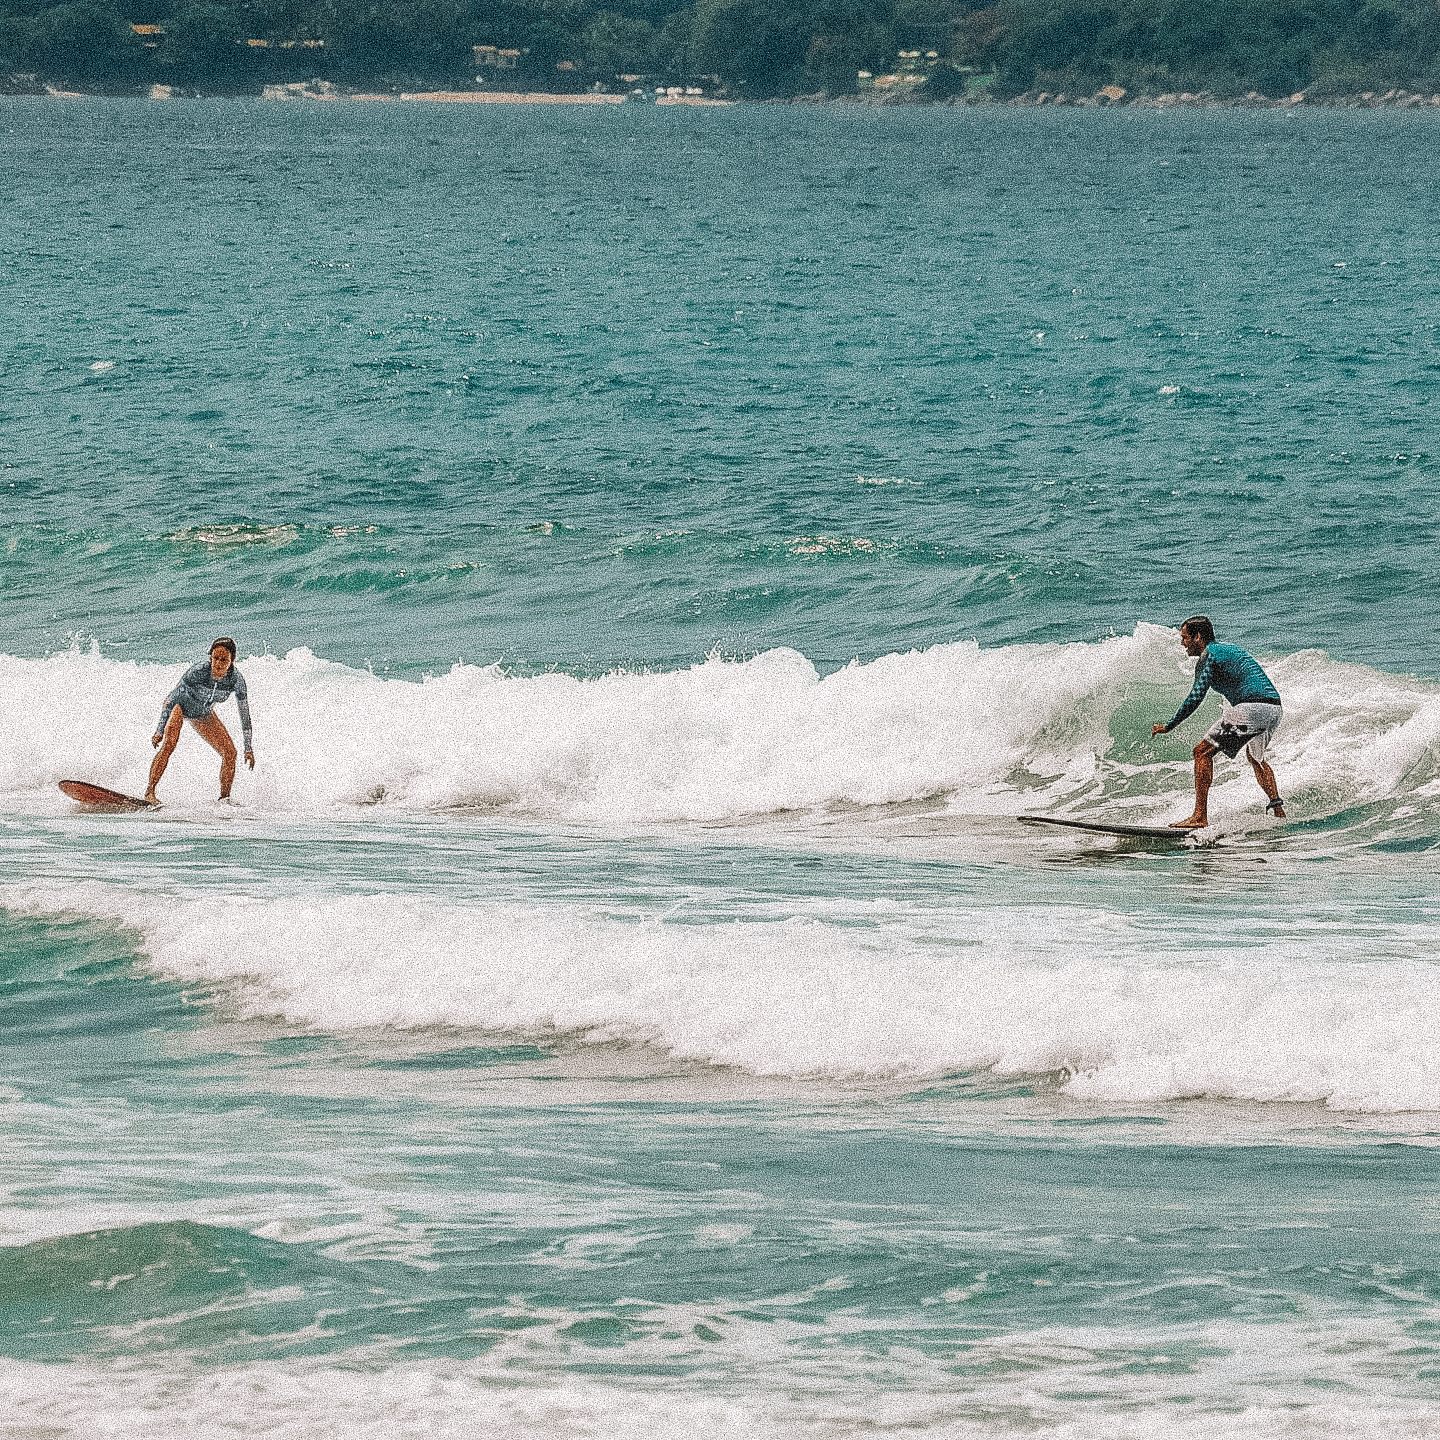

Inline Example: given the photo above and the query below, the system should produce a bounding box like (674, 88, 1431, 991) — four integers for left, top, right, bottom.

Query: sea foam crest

(9, 881, 1440, 1111)
(3, 1355, 1438, 1440)
(3, 629, 1438, 822)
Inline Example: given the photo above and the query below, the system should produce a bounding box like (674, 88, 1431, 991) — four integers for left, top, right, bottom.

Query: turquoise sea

(4, 97, 1440, 1437)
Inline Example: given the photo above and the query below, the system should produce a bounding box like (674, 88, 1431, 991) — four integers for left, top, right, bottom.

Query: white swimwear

(1204, 701, 1281, 764)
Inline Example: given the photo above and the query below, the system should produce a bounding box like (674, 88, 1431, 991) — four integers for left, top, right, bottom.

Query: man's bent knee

(1193, 740, 1218, 760)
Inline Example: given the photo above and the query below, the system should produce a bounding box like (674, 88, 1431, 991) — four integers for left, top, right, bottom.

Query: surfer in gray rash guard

(146, 637, 255, 802)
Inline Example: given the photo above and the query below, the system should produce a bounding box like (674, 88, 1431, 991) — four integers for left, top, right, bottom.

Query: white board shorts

(1205, 701, 1282, 764)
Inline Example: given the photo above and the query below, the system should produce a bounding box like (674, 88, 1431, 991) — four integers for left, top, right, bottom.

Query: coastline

(6, 81, 1438, 109)
(805, 84, 1440, 109)
(331, 89, 731, 105)
(389, 90, 626, 104)
(1, 85, 735, 106)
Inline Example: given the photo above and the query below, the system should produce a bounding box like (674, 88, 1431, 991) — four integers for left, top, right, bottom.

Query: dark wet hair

(210, 636, 237, 660)
(1179, 615, 1215, 645)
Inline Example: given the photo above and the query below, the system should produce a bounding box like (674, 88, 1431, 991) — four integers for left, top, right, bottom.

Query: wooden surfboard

(1019, 814, 1203, 841)
(58, 780, 158, 812)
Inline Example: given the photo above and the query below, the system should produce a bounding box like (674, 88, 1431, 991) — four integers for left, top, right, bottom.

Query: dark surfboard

(1018, 814, 1202, 840)
(58, 780, 158, 812)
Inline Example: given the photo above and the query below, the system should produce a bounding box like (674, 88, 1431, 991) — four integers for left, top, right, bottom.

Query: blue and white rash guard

(1161, 642, 1281, 733)
(156, 660, 253, 751)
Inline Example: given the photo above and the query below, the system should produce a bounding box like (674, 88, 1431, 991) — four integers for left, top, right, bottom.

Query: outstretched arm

(234, 671, 254, 765)
(1153, 655, 1214, 736)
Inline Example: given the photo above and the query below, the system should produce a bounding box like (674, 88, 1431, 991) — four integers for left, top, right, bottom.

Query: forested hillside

(3, 0, 1439, 99)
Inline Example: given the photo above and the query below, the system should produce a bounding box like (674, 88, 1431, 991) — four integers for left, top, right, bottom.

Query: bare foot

(1269, 805, 1286, 819)
(1169, 817, 1209, 829)
(144, 790, 158, 804)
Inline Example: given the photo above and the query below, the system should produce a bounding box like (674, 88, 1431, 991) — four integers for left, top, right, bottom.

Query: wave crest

(5, 628, 1437, 823)
(8, 882, 1440, 1111)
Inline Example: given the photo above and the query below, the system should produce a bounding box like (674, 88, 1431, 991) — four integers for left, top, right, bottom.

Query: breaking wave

(3, 626, 1438, 825)
(7, 880, 1440, 1110)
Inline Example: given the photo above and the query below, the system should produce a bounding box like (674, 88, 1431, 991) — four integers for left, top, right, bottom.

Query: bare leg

(1172, 739, 1218, 828)
(190, 712, 238, 798)
(1249, 753, 1284, 818)
(146, 705, 184, 801)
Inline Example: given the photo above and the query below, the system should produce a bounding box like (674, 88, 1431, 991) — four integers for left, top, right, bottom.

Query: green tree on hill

(160, 1, 247, 85)
(691, 0, 891, 94)
(581, 7, 656, 73)
(8, 0, 146, 87)
(961, 0, 1440, 96)
(3, 0, 1440, 98)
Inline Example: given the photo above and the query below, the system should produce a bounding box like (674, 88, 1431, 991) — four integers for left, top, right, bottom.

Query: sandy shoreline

(354, 90, 732, 105)
(391, 90, 626, 104)
(5, 84, 1436, 110)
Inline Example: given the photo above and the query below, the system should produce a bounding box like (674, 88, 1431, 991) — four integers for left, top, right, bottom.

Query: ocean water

(3, 97, 1440, 1437)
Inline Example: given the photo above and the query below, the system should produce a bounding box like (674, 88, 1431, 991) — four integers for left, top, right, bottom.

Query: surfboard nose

(58, 780, 158, 811)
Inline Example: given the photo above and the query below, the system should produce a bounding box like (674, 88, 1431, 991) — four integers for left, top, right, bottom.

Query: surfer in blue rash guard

(146, 637, 255, 803)
(1150, 616, 1285, 829)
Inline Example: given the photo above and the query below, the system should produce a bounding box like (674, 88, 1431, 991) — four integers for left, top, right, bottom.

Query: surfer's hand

(1151, 724, 1167, 737)
(245, 751, 255, 770)
(151, 733, 162, 748)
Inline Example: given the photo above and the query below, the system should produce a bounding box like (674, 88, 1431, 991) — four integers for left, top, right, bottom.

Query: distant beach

(250, 81, 733, 104)
(382, 90, 731, 105)
(381, 90, 625, 104)
(11, 82, 1436, 109)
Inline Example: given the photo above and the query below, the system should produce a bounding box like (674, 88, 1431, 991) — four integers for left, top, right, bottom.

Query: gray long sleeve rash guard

(156, 660, 253, 751)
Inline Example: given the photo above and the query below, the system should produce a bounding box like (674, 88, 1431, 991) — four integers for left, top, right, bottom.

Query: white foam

(4, 629, 1437, 823)
(0, 1351, 1437, 1440)
(9, 881, 1440, 1111)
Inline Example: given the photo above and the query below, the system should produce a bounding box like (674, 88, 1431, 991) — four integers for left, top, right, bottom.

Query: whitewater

(6, 629, 1439, 824)
(5, 98, 1440, 1439)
